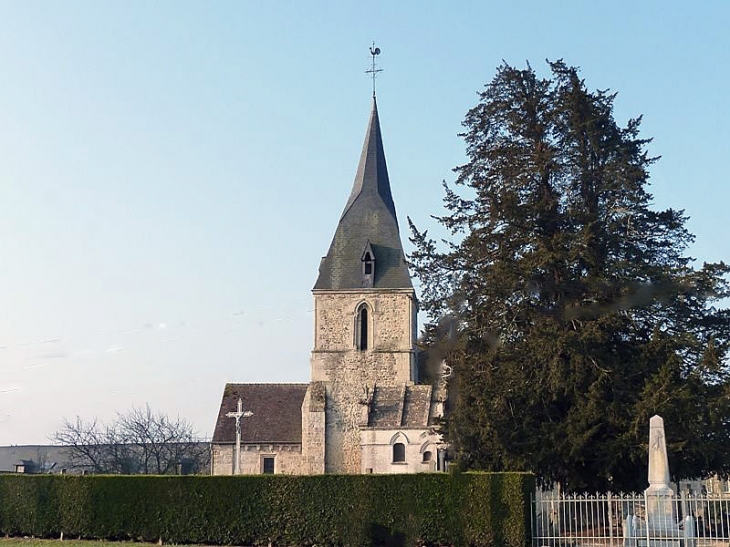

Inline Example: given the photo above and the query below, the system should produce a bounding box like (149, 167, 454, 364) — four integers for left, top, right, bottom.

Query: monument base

(636, 540, 681, 547)
(634, 520, 681, 547)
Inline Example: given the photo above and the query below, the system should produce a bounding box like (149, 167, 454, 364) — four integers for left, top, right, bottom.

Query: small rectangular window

(393, 443, 406, 463)
(262, 456, 275, 474)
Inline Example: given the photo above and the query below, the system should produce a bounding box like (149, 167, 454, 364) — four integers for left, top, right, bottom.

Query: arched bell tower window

(355, 302, 372, 351)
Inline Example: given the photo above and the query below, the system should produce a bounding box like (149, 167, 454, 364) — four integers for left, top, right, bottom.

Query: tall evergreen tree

(410, 61, 730, 492)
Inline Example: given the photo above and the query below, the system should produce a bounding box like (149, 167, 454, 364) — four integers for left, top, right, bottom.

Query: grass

(1, 541, 129, 547)
(0, 540, 200, 547)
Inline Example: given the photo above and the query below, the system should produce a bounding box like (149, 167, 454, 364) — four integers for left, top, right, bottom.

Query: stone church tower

(211, 98, 444, 476)
(310, 98, 419, 473)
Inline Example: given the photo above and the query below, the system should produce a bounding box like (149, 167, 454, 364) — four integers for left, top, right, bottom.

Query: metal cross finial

(365, 42, 382, 98)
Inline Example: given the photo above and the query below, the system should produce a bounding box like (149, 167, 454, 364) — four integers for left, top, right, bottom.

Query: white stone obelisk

(645, 415, 677, 538)
(647, 415, 672, 495)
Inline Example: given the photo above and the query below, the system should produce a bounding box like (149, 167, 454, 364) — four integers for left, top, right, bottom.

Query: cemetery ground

(0, 540, 204, 547)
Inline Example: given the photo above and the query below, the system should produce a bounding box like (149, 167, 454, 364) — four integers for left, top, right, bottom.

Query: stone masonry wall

(360, 428, 444, 474)
(211, 443, 303, 475)
(313, 291, 416, 357)
(301, 382, 326, 474)
(310, 289, 417, 474)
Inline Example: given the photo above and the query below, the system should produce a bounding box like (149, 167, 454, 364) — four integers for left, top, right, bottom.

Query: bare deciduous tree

(52, 405, 209, 474)
(117, 405, 208, 474)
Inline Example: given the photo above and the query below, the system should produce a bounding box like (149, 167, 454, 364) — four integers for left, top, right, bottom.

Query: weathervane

(365, 42, 382, 98)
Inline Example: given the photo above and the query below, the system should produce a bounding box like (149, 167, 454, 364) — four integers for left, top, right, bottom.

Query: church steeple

(314, 99, 412, 291)
(310, 91, 420, 474)
(340, 98, 397, 223)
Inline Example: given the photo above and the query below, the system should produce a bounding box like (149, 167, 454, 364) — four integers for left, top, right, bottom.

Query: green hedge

(0, 472, 534, 547)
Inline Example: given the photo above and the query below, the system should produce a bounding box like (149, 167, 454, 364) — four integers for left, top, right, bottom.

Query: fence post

(530, 491, 537, 547)
(684, 514, 696, 547)
(623, 501, 638, 547)
(644, 491, 651, 547)
(608, 492, 613, 544)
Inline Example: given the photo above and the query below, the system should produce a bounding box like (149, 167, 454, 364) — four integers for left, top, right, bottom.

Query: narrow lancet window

(359, 307, 368, 351)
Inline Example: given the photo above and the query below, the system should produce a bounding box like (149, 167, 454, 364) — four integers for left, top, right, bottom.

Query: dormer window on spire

(362, 241, 375, 288)
(364, 255, 373, 275)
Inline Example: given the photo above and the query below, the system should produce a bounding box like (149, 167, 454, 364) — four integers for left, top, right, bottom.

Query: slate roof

(0, 445, 74, 473)
(314, 98, 413, 291)
(212, 383, 307, 444)
(367, 385, 433, 429)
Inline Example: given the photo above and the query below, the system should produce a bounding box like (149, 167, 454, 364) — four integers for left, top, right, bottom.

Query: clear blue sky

(1, 1, 728, 445)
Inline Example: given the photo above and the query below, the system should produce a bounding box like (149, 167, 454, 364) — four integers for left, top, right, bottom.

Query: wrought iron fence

(531, 491, 730, 547)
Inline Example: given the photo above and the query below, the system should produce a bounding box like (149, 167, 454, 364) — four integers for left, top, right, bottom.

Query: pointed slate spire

(340, 98, 397, 223)
(314, 99, 412, 290)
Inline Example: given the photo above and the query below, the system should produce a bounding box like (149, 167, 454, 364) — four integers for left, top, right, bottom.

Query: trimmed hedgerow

(0, 472, 534, 547)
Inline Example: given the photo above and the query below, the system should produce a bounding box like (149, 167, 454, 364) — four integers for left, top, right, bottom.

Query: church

(210, 97, 446, 475)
